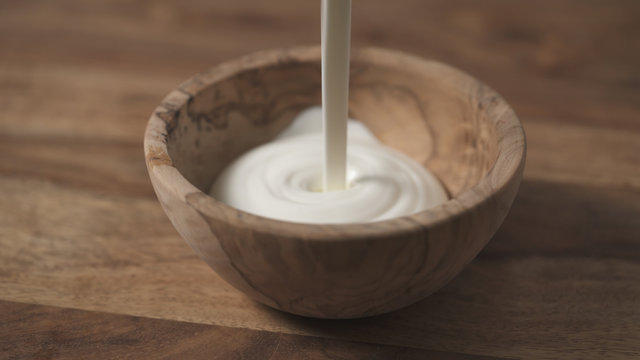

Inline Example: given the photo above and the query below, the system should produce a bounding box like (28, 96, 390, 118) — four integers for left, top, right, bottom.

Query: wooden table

(1, 1, 639, 358)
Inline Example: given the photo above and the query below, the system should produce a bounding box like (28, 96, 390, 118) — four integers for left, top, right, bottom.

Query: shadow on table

(268, 179, 640, 353)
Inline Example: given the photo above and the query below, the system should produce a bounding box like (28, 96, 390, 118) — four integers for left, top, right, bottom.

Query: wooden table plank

(1, 0, 639, 358)
(1, 0, 639, 134)
(2, 301, 498, 360)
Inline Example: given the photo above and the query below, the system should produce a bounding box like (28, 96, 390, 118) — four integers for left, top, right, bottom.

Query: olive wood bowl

(144, 46, 526, 319)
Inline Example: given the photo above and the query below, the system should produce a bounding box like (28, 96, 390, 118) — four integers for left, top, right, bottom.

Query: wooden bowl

(144, 46, 526, 319)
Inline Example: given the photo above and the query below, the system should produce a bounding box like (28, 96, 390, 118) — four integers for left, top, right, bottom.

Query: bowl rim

(144, 46, 526, 241)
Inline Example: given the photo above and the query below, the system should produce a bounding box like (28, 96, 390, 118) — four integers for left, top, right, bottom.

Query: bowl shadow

(255, 178, 640, 353)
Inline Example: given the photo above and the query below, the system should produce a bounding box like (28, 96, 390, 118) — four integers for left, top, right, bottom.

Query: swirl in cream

(210, 107, 448, 224)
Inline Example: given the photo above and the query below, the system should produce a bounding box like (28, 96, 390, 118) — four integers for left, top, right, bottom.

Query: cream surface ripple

(210, 107, 448, 224)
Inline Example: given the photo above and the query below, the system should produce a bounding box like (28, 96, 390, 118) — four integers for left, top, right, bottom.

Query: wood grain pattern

(145, 46, 525, 318)
(1, 301, 498, 360)
(1, 0, 639, 358)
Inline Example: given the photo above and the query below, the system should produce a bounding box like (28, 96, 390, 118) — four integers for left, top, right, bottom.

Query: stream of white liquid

(321, 0, 351, 191)
(209, 2, 447, 224)
(210, 106, 448, 224)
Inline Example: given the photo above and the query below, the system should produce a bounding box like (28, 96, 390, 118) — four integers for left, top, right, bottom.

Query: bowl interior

(165, 49, 499, 200)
